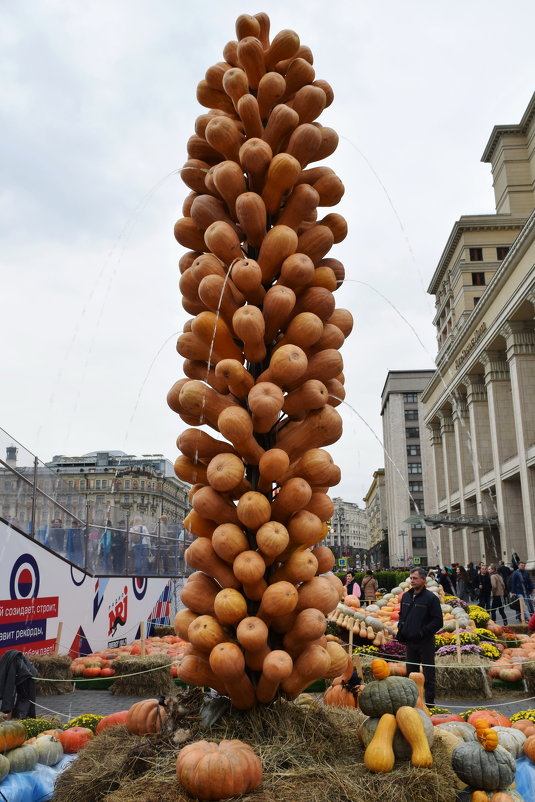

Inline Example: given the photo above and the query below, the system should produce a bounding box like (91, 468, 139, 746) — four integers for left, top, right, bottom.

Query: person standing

(111, 520, 127, 574)
(467, 562, 479, 601)
(497, 561, 512, 603)
(131, 515, 150, 575)
(510, 561, 535, 621)
(99, 520, 113, 573)
(455, 566, 470, 603)
(361, 570, 378, 604)
(489, 565, 508, 625)
(343, 571, 361, 598)
(478, 565, 492, 611)
(438, 568, 455, 596)
(396, 568, 443, 705)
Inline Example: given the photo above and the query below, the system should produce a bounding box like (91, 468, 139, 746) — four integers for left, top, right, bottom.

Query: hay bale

(152, 625, 175, 637)
(54, 695, 458, 802)
(523, 662, 535, 695)
(32, 655, 74, 695)
(110, 656, 177, 696)
(435, 655, 492, 699)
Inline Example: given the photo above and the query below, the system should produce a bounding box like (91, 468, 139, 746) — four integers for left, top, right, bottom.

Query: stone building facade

(421, 93, 535, 569)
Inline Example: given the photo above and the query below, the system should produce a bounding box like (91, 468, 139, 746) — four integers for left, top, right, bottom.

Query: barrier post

(455, 619, 462, 664)
(140, 621, 146, 657)
(54, 621, 63, 655)
(348, 626, 354, 656)
(519, 596, 526, 625)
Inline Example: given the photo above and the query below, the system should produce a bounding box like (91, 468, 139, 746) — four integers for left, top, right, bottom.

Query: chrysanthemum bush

(352, 645, 379, 656)
(20, 718, 59, 738)
(435, 630, 480, 648)
(479, 642, 501, 660)
(468, 605, 490, 626)
(375, 640, 406, 660)
(65, 714, 103, 732)
(428, 706, 451, 716)
(511, 709, 535, 723)
(435, 644, 484, 658)
(476, 627, 498, 642)
(444, 596, 468, 610)
(460, 706, 496, 721)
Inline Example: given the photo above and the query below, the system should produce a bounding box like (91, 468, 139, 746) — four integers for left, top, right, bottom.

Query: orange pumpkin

(177, 739, 263, 800)
(126, 699, 168, 736)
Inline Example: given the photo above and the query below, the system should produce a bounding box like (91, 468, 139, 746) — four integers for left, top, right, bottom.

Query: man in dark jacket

(510, 562, 534, 621)
(396, 568, 443, 705)
(478, 565, 492, 611)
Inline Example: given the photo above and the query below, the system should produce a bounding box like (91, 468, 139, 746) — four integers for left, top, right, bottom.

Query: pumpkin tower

(170, 11, 352, 707)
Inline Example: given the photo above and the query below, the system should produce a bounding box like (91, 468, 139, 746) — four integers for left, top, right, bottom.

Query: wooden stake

(348, 626, 354, 656)
(455, 619, 461, 664)
(519, 596, 526, 625)
(352, 651, 363, 678)
(140, 621, 146, 657)
(54, 621, 63, 656)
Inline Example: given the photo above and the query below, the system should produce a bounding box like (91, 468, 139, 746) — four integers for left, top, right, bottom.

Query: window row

(469, 246, 509, 262)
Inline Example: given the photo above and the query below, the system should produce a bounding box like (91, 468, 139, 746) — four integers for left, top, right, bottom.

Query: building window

(141, 480, 145, 489)
(407, 445, 421, 456)
(403, 393, 417, 403)
(124, 480, 130, 489)
(96, 495, 105, 504)
(68, 480, 73, 489)
(80, 479, 86, 490)
(123, 494, 130, 503)
(471, 272, 485, 286)
(406, 427, 420, 439)
(412, 536, 427, 549)
(102, 479, 107, 489)
(497, 246, 509, 260)
(405, 409, 419, 421)
(95, 480, 101, 489)
(409, 481, 424, 492)
(469, 248, 483, 262)
(408, 463, 422, 474)
(473, 297, 480, 307)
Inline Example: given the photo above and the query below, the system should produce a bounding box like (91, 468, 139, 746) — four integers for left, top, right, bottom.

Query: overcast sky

(2, 0, 534, 505)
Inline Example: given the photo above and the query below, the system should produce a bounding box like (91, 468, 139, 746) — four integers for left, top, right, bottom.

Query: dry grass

(54, 689, 458, 802)
(109, 656, 177, 697)
(32, 655, 74, 695)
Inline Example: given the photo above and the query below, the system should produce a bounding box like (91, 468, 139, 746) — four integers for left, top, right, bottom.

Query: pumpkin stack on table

(169, 10, 351, 709)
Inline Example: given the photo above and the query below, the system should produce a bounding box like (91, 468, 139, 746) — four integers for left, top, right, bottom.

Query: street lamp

(336, 506, 345, 564)
(399, 530, 408, 566)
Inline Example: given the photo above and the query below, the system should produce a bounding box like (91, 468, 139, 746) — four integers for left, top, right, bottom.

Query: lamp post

(336, 506, 345, 565)
(399, 529, 408, 567)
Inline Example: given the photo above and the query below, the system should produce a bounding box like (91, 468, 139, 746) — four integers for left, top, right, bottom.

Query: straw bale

(435, 655, 493, 699)
(110, 655, 177, 696)
(152, 625, 175, 637)
(523, 662, 535, 695)
(54, 692, 458, 802)
(32, 655, 74, 695)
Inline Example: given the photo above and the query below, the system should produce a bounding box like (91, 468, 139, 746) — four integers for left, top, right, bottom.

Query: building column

(481, 350, 517, 562)
(425, 423, 443, 566)
(501, 321, 535, 566)
(464, 374, 492, 561)
(452, 398, 471, 565)
(438, 410, 457, 562)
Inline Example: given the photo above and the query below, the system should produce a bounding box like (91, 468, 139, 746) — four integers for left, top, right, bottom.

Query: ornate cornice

(501, 321, 535, 358)
(438, 411, 454, 436)
(481, 92, 535, 163)
(464, 374, 487, 404)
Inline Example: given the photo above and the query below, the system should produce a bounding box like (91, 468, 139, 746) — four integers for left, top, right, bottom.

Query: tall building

(324, 496, 368, 568)
(381, 370, 436, 568)
(363, 469, 387, 569)
(46, 451, 190, 528)
(421, 93, 535, 569)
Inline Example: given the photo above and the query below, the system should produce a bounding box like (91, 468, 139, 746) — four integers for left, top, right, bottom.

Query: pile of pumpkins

(0, 719, 67, 781)
(327, 574, 474, 645)
(69, 635, 189, 679)
(486, 631, 535, 684)
(169, 10, 352, 707)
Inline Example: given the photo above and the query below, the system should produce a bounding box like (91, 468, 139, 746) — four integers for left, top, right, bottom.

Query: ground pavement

(36, 686, 534, 725)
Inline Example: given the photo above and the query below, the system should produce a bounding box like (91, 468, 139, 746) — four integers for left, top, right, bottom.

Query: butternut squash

(235, 192, 267, 249)
(186, 134, 224, 165)
(177, 427, 237, 463)
(262, 285, 296, 343)
(204, 116, 244, 163)
(185, 536, 241, 589)
(255, 520, 289, 558)
(210, 160, 247, 218)
(276, 185, 319, 232)
(197, 275, 243, 330)
(236, 491, 272, 530)
(213, 588, 248, 626)
(256, 344, 308, 388)
(261, 152, 301, 215)
(205, 61, 233, 91)
(239, 137, 272, 194)
(180, 572, 220, 615)
(191, 485, 240, 527)
(196, 79, 236, 114)
(276, 405, 343, 460)
(206, 452, 245, 492)
(257, 71, 286, 120)
(395, 706, 433, 767)
(218, 407, 265, 464)
(278, 252, 315, 291)
(364, 714, 397, 772)
(214, 358, 255, 398)
(222, 40, 239, 68)
(231, 258, 265, 304)
(237, 36, 265, 89)
(209, 642, 256, 710)
(282, 379, 328, 417)
(281, 643, 330, 700)
(211, 523, 249, 563)
(287, 509, 324, 548)
(235, 13, 261, 40)
(270, 477, 312, 523)
(237, 93, 264, 139)
(256, 650, 293, 704)
(320, 212, 348, 244)
(191, 311, 244, 362)
(264, 29, 301, 70)
(221, 67, 249, 109)
(203, 220, 244, 267)
(253, 11, 270, 48)
(282, 57, 315, 99)
(181, 158, 211, 194)
(182, 358, 229, 395)
(173, 455, 208, 486)
(314, 124, 339, 160)
(173, 217, 206, 252)
(284, 123, 322, 168)
(232, 305, 267, 363)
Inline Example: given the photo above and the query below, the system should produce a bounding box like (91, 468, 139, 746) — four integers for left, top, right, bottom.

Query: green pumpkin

(359, 708, 434, 759)
(0, 720, 27, 752)
(435, 721, 476, 741)
(452, 741, 516, 791)
(491, 725, 526, 758)
(0, 754, 9, 782)
(34, 734, 64, 766)
(358, 676, 418, 717)
(6, 744, 38, 773)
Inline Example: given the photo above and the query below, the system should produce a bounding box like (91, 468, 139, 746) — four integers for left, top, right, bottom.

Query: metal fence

(0, 429, 192, 577)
